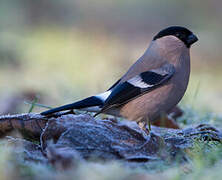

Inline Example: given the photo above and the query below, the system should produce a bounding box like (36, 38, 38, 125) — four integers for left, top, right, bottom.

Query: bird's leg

(147, 116, 151, 131)
(136, 120, 151, 148)
(138, 121, 149, 135)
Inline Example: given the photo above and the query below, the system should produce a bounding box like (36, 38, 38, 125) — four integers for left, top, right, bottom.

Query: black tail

(40, 96, 104, 116)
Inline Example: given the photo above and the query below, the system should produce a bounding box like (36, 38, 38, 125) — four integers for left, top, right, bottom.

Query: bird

(41, 26, 198, 133)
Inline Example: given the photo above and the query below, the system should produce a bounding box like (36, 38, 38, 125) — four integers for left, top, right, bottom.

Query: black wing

(95, 63, 175, 115)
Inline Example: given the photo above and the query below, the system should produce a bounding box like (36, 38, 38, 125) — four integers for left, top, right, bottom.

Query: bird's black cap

(153, 26, 198, 48)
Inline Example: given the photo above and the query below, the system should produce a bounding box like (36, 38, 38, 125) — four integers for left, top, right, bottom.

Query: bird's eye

(175, 33, 180, 37)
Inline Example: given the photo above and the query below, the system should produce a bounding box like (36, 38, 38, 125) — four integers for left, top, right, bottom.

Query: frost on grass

(0, 113, 221, 170)
(0, 112, 221, 180)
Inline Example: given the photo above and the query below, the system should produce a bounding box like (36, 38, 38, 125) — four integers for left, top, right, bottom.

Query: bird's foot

(138, 121, 150, 139)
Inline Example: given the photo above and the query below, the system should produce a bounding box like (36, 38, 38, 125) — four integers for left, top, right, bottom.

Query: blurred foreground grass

(0, 27, 221, 114)
(0, 108, 221, 180)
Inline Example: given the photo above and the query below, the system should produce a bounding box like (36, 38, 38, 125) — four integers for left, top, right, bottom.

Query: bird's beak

(187, 34, 198, 45)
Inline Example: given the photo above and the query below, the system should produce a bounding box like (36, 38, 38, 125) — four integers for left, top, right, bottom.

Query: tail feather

(40, 96, 104, 116)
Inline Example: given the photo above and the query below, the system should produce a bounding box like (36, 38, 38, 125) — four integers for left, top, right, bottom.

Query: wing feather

(94, 63, 175, 116)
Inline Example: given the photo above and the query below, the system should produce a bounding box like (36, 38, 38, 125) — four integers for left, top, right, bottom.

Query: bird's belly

(118, 80, 188, 122)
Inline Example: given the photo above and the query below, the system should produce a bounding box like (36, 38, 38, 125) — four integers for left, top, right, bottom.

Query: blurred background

(0, 0, 221, 114)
